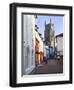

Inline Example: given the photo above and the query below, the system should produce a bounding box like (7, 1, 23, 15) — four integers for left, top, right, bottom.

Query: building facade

(22, 15, 44, 75)
(55, 33, 63, 57)
(35, 29, 44, 65)
(22, 15, 35, 75)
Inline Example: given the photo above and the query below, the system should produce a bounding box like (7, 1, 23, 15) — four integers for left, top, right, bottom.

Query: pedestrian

(44, 56, 47, 64)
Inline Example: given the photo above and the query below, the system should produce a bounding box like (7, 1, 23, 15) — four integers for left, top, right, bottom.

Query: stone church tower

(44, 19, 55, 48)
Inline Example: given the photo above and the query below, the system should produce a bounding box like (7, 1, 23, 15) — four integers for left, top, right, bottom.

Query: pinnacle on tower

(50, 18, 52, 24)
(45, 20, 46, 26)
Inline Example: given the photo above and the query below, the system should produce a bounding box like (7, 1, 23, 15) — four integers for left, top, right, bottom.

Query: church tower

(44, 19, 55, 48)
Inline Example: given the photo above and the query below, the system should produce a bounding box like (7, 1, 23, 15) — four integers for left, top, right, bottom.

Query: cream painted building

(35, 31, 44, 52)
(35, 30, 44, 64)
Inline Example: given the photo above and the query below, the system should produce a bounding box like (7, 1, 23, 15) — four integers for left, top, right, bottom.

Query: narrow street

(30, 60, 63, 75)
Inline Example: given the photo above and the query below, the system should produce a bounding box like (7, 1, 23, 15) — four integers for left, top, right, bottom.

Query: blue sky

(35, 15, 63, 38)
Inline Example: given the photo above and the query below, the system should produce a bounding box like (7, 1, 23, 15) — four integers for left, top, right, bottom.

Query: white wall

(57, 37, 63, 52)
(0, 0, 74, 90)
(22, 15, 35, 75)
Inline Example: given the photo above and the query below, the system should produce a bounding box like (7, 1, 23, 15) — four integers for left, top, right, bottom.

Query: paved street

(30, 59, 63, 75)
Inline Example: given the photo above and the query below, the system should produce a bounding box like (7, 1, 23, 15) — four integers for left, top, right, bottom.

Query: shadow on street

(30, 59, 63, 75)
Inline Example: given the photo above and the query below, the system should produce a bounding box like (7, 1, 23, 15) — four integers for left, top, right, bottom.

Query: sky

(35, 15, 64, 38)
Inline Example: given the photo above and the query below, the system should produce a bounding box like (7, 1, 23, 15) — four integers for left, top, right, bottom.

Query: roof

(56, 33, 63, 38)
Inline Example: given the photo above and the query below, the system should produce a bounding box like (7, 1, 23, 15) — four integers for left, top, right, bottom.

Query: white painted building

(22, 15, 35, 75)
(56, 33, 63, 56)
